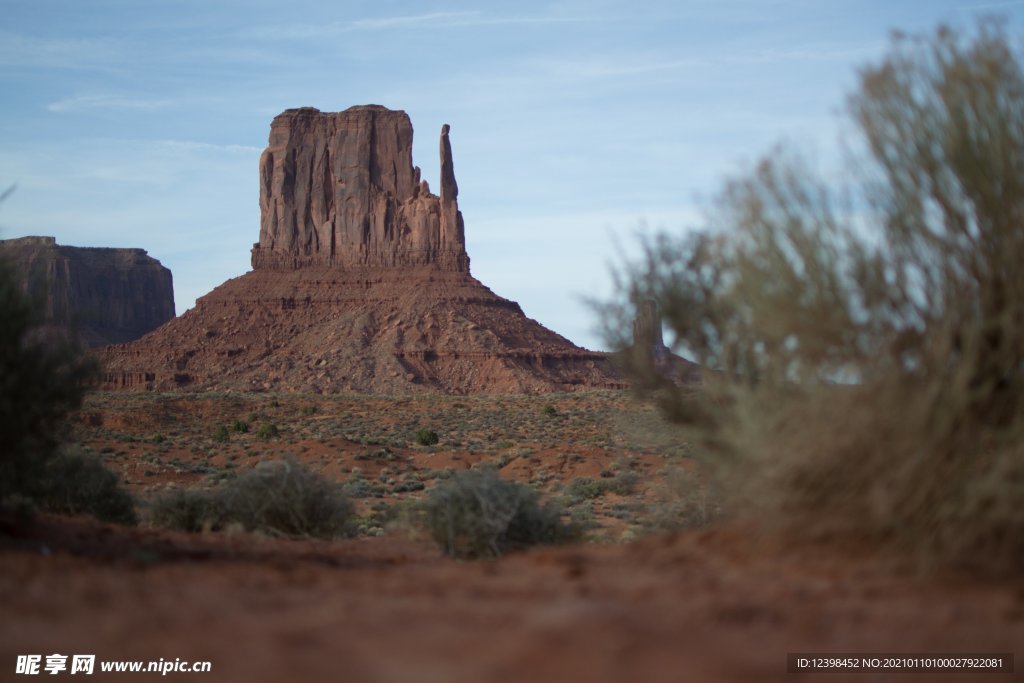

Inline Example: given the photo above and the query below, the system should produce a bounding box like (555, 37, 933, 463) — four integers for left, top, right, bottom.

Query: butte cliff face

(100, 105, 622, 394)
(0, 236, 175, 347)
(253, 106, 467, 272)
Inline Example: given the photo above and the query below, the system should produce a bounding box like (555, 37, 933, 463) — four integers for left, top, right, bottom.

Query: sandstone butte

(0, 235, 174, 348)
(100, 105, 625, 394)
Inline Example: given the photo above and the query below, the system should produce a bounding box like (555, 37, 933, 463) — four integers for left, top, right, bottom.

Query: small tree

(605, 22, 1024, 573)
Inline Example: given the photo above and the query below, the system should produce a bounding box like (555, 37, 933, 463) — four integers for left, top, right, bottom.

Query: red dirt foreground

(2, 514, 1021, 683)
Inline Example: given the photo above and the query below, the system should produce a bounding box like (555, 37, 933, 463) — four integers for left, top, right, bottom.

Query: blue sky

(2, 0, 1023, 350)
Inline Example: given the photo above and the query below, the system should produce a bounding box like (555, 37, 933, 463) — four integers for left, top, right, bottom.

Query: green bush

(212, 425, 229, 443)
(563, 477, 606, 501)
(422, 467, 575, 559)
(415, 428, 439, 446)
(231, 420, 249, 434)
(257, 423, 279, 440)
(543, 405, 557, 417)
(151, 458, 352, 538)
(605, 22, 1024, 573)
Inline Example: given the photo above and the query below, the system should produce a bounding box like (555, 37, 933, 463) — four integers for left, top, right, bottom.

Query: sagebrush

(151, 458, 352, 538)
(422, 467, 575, 559)
(605, 22, 1024, 573)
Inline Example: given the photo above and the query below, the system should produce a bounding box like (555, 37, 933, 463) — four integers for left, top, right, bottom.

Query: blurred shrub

(0, 254, 134, 524)
(645, 467, 722, 532)
(151, 458, 352, 538)
(603, 22, 1024, 573)
(422, 467, 575, 559)
(41, 450, 137, 525)
(256, 423, 279, 440)
(415, 428, 439, 446)
(150, 488, 226, 533)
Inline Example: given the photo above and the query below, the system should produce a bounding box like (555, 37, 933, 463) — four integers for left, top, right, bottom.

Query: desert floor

(2, 390, 1021, 682)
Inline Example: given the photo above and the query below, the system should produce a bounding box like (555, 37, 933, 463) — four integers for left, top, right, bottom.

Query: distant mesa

(0, 235, 174, 348)
(100, 105, 624, 394)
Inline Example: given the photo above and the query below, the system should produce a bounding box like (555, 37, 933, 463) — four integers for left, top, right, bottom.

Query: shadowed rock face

(0, 236, 174, 347)
(253, 105, 468, 272)
(100, 106, 623, 394)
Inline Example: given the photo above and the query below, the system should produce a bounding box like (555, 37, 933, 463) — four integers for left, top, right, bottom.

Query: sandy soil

(2, 516, 1021, 683)
(3, 391, 1021, 682)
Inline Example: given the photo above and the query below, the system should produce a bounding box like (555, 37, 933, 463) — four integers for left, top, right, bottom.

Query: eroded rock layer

(0, 236, 174, 347)
(101, 267, 619, 393)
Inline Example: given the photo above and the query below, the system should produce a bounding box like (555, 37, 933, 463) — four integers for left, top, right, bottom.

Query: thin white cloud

(537, 55, 698, 79)
(439, 14, 609, 27)
(153, 140, 262, 154)
(351, 11, 480, 29)
(541, 41, 879, 82)
(240, 11, 607, 40)
(47, 95, 172, 113)
(732, 43, 883, 65)
(0, 30, 123, 70)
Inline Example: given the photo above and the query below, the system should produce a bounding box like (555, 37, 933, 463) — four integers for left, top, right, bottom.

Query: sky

(2, 0, 1023, 351)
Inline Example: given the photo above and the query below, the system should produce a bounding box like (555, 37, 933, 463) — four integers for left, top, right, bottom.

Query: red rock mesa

(100, 105, 622, 394)
(0, 236, 174, 347)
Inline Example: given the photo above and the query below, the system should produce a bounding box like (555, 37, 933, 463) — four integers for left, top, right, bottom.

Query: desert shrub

(422, 467, 575, 559)
(0, 254, 135, 524)
(645, 467, 722, 532)
(415, 428, 439, 446)
(563, 477, 606, 501)
(41, 450, 137, 525)
(392, 480, 425, 493)
(151, 458, 352, 538)
(212, 425, 229, 443)
(150, 488, 227, 533)
(543, 405, 557, 416)
(220, 459, 351, 537)
(563, 472, 639, 504)
(231, 420, 249, 433)
(603, 23, 1024, 573)
(343, 476, 386, 499)
(256, 423, 279, 440)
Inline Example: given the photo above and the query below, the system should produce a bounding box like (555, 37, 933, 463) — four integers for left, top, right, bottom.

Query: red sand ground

(3, 391, 1022, 682)
(2, 516, 1021, 683)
